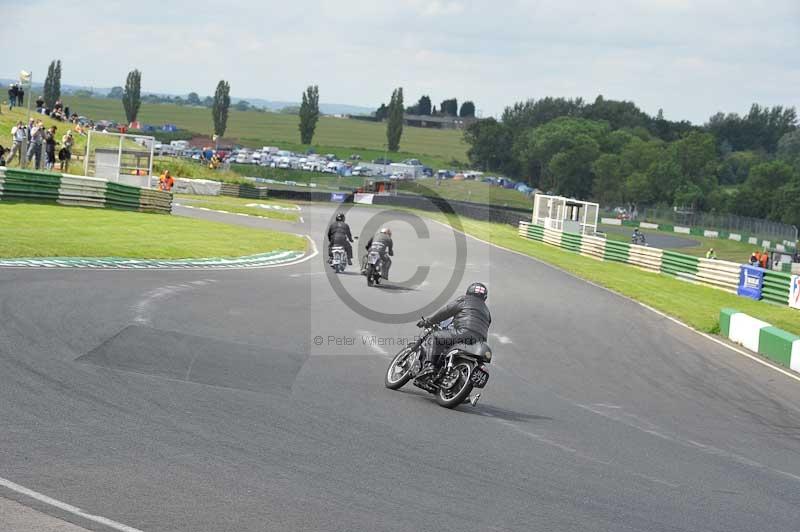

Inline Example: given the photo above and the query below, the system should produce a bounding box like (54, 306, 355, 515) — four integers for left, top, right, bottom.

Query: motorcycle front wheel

(436, 361, 474, 408)
(385, 346, 416, 390)
(366, 264, 374, 286)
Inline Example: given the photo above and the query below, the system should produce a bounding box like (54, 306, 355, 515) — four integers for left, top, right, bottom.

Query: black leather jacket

(428, 294, 491, 340)
(366, 233, 393, 256)
(328, 221, 353, 243)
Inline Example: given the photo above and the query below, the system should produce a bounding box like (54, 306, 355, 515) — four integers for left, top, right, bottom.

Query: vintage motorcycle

(384, 318, 492, 408)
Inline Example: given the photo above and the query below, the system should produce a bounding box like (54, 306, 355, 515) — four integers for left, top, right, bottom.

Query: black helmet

(336, 213, 345, 222)
(466, 282, 488, 300)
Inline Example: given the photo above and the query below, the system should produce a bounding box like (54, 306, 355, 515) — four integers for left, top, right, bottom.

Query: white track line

(424, 217, 800, 385)
(0, 476, 143, 532)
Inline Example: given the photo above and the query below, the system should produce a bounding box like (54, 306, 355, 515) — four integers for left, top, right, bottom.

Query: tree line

(464, 96, 800, 227)
(375, 95, 476, 120)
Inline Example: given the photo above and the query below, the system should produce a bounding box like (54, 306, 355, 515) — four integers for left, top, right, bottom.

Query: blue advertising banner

(737, 265, 764, 300)
(330, 192, 347, 202)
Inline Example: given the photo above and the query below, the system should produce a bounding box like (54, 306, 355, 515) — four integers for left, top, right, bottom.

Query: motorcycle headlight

(484, 349, 492, 362)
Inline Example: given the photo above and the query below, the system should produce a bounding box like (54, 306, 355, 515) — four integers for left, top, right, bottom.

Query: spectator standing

(17, 86, 24, 107)
(26, 120, 44, 169)
(0, 143, 7, 166)
(7, 121, 27, 165)
(759, 251, 769, 269)
(706, 248, 716, 260)
(59, 131, 73, 171)
(159, 170, 174, 192)
(44, 126, 58, 170)
(35, 95, 44, 111)
(7, 84, 17, 111)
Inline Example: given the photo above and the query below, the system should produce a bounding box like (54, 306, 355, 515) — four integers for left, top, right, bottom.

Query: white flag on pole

(20, 71, 31, 83)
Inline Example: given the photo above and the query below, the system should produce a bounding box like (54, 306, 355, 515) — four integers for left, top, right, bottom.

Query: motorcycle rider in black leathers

(328, 213, 353, 265)
(416, 282, 491, 379)
(362, 227, 393, 280)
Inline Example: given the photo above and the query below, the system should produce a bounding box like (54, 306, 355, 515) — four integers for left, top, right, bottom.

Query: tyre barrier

(519, 221, 795, 307)
(720, 309, 800, 372)
(0, 167, 172, 214)
(220, 182, 269, 199)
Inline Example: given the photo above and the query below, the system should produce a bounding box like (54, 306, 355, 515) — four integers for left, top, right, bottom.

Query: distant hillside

(0, 79, 374, 116)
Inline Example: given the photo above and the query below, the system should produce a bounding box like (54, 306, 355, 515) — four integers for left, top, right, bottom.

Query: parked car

(373, 158, 393, 165)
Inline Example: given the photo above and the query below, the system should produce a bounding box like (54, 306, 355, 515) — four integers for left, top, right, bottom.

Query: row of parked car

(154, 141, 438, 180)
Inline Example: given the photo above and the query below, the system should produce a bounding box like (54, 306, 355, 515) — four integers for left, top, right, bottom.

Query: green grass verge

(0, 203, 305, 259)
(601, 224, 759, 262)
(177, 194, 300, 222)
(408, 210, 800, 335)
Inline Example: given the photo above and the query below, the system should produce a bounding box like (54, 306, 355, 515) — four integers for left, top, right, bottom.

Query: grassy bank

(0, 203, 305, 259)
(32, 95, 469, 168)
(410, 210, 800, 335)
(176, 194, 300, 222)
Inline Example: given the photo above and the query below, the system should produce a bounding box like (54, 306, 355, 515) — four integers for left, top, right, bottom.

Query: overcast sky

(3, 0, 798, 123)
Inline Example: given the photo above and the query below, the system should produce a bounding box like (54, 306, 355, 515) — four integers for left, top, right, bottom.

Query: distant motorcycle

(632, 233, 648, 246)
(330, 246, 347, 273)
(384, 318, 492, 408)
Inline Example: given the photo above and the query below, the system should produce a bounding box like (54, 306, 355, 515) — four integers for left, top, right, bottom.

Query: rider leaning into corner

(327, 213, 354, 265)
(362, 227, 394, 279)
(416, 282, 491, 379)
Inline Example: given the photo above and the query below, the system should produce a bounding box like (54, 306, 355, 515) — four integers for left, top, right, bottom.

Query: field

(412, 210, 800, 335)
(53, 95, 469, 168)
(0, 202, 306, 258)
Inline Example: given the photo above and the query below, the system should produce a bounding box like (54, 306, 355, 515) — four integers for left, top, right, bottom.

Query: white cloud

(2, 0, 798, 123)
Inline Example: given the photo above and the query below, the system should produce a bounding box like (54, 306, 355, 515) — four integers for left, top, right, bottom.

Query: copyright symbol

(313, 336, 324, 346)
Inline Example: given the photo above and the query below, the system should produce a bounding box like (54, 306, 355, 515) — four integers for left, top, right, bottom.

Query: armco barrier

(519, 222, 796, 307)
(720, 309, 800, 372)
(0, 167, 171, 214)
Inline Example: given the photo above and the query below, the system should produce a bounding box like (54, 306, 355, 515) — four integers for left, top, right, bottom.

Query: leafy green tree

(202, 96, 213, 107)
(234, 100, 251, 111)
(625, 171, 656, 206)
(592, 154, 624, 205)
(581, 95, 650, 131)
(122, 69, 142, 124)
(459, 101, 475, 117)
(386, 87, 404, 152)
(464, 118, 514, 174)
(546, 135, 600, 198)
(417, 95, 432, 116)
(777, 130, 800, 169)
(440, 98, 458, 116)
(186, 92, 201, 106)
(299, 85, 320, 144)
(108, 86, 124, 99)
(212, 80, 231, 137)
(514, 117, 608, 188)
(374, 103, 389, 121)
(718, 151, 762, 185)
(43, 59, 62, 109)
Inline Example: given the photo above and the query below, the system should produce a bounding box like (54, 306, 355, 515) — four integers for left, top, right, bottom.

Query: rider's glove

(416, 318, 429, 329)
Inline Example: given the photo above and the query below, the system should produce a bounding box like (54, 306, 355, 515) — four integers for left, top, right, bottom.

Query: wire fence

(602, 206, 798, 244)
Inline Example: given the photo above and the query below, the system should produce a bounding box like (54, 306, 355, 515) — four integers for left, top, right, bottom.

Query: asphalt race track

(600, 224, 699, 249)
(2, 203, 800, 532)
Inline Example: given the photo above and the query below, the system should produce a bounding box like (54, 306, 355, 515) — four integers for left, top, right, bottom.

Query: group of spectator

(3, 119, 74, 171)
(34, 96, 73, 122)
(6, 84, 25, 109)
(749, 250, 770, 269)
